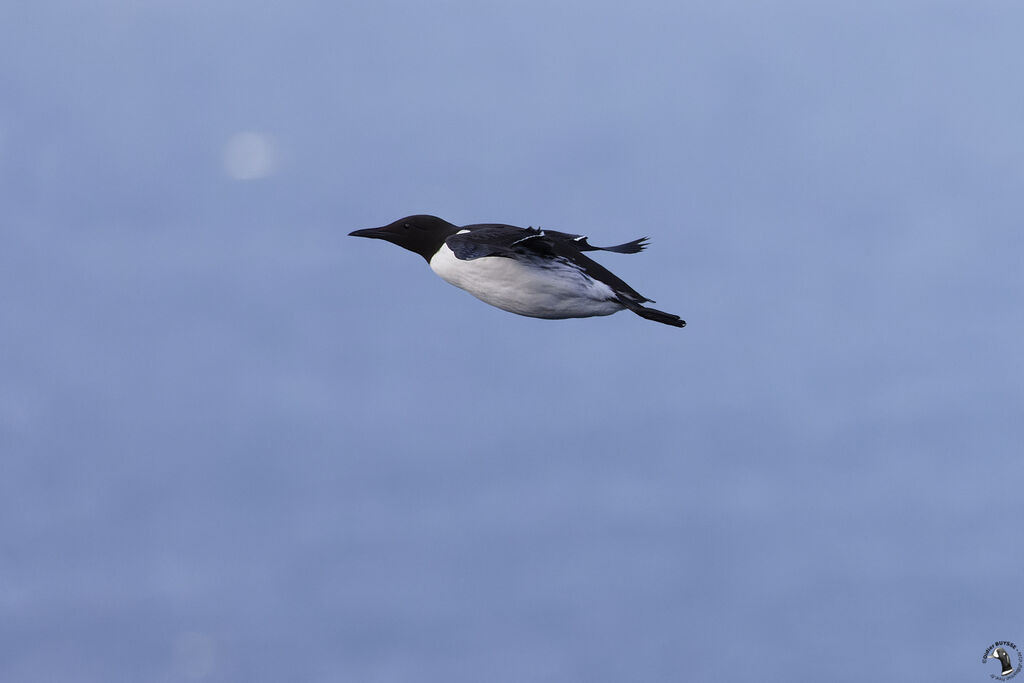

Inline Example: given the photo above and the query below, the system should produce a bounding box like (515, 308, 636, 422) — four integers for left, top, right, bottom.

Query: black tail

(618, 297, 686, 327)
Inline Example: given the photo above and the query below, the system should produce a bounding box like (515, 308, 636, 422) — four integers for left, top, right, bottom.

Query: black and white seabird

(349, 215, 685, 328)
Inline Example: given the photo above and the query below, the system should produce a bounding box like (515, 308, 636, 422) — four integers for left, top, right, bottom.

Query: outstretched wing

(543, 230, 649, 254)
(447, 224, 649, 259)
(445, 224, 653, 304)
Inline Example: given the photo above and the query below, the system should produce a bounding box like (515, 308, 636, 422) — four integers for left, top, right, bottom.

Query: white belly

(429, 244, 624, 319)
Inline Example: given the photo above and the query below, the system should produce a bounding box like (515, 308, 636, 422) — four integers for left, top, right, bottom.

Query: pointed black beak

(349, 226, 391, 239)
(349, 224, 412, 251)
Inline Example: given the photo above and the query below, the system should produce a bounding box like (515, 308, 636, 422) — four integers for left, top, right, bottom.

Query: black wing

(445, 225, 554, 260)
(445, 225, 653, 304)
(543, 230, 649, 254)
(449, 224, 649, 257)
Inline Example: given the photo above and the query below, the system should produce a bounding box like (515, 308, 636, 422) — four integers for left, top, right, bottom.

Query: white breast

(429, 244, 623, 319)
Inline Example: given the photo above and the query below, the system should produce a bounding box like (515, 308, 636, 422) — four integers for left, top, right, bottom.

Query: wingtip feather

(604, 237, 649, 254)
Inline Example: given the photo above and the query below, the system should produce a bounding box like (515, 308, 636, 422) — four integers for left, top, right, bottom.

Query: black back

(445, 225, 652, 304)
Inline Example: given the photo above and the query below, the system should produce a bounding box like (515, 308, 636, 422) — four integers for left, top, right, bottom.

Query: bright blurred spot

(222, 131, 275, 180)
(173, 631, 217, 679)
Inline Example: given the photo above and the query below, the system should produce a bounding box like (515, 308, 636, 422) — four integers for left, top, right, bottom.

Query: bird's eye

(403, 223, 410, 230)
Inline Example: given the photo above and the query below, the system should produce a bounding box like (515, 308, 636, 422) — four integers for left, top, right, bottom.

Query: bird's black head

(349, 214, 460, 262)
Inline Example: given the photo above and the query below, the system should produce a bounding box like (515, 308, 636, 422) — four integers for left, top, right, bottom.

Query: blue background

(2, 1, 1023, 681)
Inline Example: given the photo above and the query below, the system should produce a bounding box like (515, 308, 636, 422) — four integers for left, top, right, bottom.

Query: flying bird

(349, 215, 685, 327)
